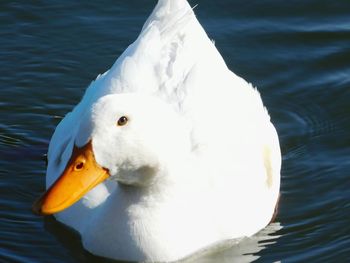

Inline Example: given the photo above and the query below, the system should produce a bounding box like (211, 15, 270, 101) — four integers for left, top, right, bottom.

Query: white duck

(33, 0, 281, 262)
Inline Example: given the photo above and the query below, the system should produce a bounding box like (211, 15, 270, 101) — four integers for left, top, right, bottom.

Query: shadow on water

(44, 216, 128, 263)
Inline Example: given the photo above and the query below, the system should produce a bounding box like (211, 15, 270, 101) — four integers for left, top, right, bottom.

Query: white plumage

(44, 0, 281, 261)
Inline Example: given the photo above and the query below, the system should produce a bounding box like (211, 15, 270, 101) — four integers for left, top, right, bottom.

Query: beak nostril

(75, 162, 84, 171)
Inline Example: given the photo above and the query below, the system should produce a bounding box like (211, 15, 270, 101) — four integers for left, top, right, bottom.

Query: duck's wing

(46, 90, 117, 233)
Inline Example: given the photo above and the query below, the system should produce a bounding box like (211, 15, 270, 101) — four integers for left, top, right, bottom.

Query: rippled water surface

(1, 1, 350, 262)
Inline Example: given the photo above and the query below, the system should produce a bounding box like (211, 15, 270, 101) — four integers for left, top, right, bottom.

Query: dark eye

(117, 116, 128, 126)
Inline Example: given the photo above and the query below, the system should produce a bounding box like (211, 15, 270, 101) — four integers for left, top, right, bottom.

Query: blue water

(1, 1, 350, 262)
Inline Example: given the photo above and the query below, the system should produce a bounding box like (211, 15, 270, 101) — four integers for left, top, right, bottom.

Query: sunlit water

(1, 1, 349, 262)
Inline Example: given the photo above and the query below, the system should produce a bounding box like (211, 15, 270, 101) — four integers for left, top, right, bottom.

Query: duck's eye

(117, 116, 128, 126)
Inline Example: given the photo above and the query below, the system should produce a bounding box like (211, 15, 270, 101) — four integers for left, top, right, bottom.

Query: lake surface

(1, 0, 349, 262)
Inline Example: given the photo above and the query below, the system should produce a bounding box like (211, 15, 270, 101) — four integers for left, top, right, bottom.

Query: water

(1, 0, 349, 262)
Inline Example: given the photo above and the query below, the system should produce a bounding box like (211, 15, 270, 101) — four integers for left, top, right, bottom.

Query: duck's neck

(113, 155, 198, 217)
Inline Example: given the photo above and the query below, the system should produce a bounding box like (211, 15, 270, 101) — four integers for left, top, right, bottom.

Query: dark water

(1, 0, 350, 262)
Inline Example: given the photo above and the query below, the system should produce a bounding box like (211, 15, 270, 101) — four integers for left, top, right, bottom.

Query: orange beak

(32, 140, 109, 215)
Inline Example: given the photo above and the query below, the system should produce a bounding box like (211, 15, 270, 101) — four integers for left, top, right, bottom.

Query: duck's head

(33, 94, 190, 215)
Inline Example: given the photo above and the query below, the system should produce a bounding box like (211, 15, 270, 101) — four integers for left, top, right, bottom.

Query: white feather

(45, 0, 281, 261)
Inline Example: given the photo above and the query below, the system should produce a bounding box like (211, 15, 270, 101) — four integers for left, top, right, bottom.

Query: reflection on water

(190, 223, 282, 263)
